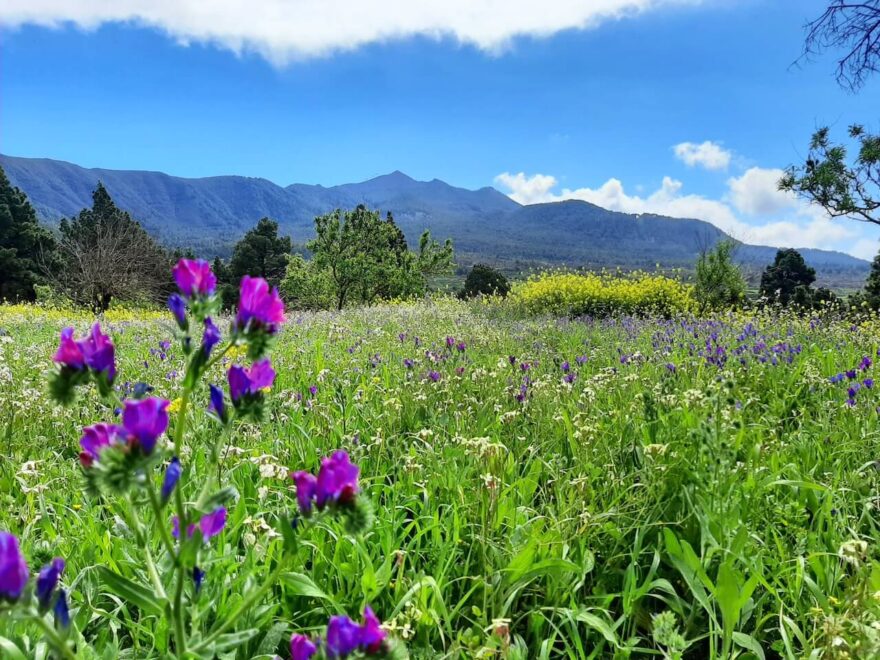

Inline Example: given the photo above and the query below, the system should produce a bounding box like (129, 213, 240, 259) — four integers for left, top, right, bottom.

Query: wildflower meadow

(2, 260, 880, 658)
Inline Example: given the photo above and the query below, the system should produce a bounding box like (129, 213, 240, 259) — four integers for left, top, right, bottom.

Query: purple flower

(860, 356, 873, 371)
(192, 566, 206, 594)
(53, 328, 85, 370)
(309, 385, 318, 397)
(563, 373, 576, 384)
(561, 361, 570, 373)
(291, 471, 318, 515)
(171, 517, 197, 540)
(173, 259, 217, 298)
(36, 557, 65, 610)
(403, 358, 414, 369)
(830, 373, 845, 384)
(199, 508, 227, 539)
(846, 370, 858, 380)
(122, 397, 170, 455)
(576, 355, 588, 365)
(79, 423, 125, 467)
(865, 378, 875, 389)
(326, 615, 362, 658)
(168, 294, 187, 329)
(446, 336, 455, 348)
(208, 384, 227, 422)
(54, 324, 116, 382)
(79, 324, 116, 382)
(316, 451, 359, 508)
(290, 634, 318, 660)
(54, 589, 70, 629)
(456, 341, 467, 352)
(359, 606, 387, 653)
(235, 276, 285, 334)
(666, 363, 677, 373)
(228, 360, 276, 403)
(0, 532, 29, 602)
(161, 457, 182, 501)
(428, 370, 441, 382)
(202, 318, 221, 356)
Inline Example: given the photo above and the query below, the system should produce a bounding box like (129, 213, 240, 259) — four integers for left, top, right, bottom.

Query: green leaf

(282, 572, 334, 602)
(96, 566, 164, 616)
(732, 631, 766, 660)
(0, 637, 28, 660)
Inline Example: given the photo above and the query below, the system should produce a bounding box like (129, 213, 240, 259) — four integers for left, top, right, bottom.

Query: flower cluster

(291, 451, 372, 534)
(0, 531, 69, 634)
(50, 323, 116, 401)
(290, 606, 390, 659)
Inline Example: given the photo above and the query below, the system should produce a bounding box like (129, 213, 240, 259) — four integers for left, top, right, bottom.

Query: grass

(1, 298, 880, 658)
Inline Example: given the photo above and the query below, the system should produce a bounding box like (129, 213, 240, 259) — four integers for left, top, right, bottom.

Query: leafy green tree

(693, 240, 746, 310)
(780, 125, 879, 226)
(228, 217, 292, 287)
(759, 249, 817, 306)
(308, 206, 454, 309)
(460, 264, 510, 298)
(0, 165, 57, 301)
(859, 247, 880, 309)
(56, 183, 172, 311)
(279, 254, 336, 310)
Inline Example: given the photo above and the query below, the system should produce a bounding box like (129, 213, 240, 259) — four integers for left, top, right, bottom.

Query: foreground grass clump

(512, 271, 694, 317)
(1, 297, 880, 658)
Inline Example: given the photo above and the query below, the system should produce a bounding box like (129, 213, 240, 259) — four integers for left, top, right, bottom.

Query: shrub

(694, 240, 746, 310)
(460, 264, 510, 299)
(512, 270, 694, 317)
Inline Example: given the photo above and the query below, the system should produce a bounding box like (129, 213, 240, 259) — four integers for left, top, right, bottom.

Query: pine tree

(864, 248, 880, 309)
(228, 218, 292, 288)
(759, 248, 817, 306)
(0, 165, 57, 301)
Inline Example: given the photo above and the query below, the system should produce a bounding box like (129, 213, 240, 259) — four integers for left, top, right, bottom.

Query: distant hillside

(0, 154, 869, 287)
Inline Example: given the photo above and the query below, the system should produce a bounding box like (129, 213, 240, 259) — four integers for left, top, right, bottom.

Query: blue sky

(2, 0, 879, 257)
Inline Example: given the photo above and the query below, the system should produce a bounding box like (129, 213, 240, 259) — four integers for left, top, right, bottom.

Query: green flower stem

(170, 382, 193, 657)
(126, 497, 168, 601)
(30, 614, 76, 660)
(146, 480, 179, 562)
(190, 546, 288, 653)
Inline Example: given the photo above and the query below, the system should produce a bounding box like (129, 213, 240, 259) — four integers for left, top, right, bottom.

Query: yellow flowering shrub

(512, 271, 695, 317)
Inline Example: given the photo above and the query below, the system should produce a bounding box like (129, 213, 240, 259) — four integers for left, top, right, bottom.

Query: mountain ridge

(0, 154, 868, 286)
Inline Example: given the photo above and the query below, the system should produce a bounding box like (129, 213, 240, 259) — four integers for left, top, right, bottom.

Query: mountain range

(0, 154, 869, 287)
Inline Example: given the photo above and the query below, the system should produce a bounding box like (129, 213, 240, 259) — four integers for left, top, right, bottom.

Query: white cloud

(673, 141, 731, 170)
(494, 170, 863, 255)
(726, 167, 796, 215)
(0, 0, 700, 63)
(493, 172, 558, 204)
(851, 238, 879, 261)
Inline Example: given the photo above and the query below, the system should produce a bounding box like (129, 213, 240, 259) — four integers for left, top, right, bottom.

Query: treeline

(0, 165, 463, 311)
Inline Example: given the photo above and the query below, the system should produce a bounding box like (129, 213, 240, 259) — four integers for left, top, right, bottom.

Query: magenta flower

(0, 532, 29, 602)
(316, 451, 359, 508)
(325, 615, 362, 658)
(53, 328, 85, 369)
(359, 606, 387, 653)
(79, 423, 125, 467)
(291, 470, 318, 515)
(79, 324, 116, 381)
(199, 508, 227, 539)
(227, 360, 276, 403)
(173, 259, 217, 298)
(235, 276, 285, 334)
(54, 324, 116, 382)
(36, 557, 65, 610)
(290, 634, 318, 660)
(122, 397, 170, 454)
